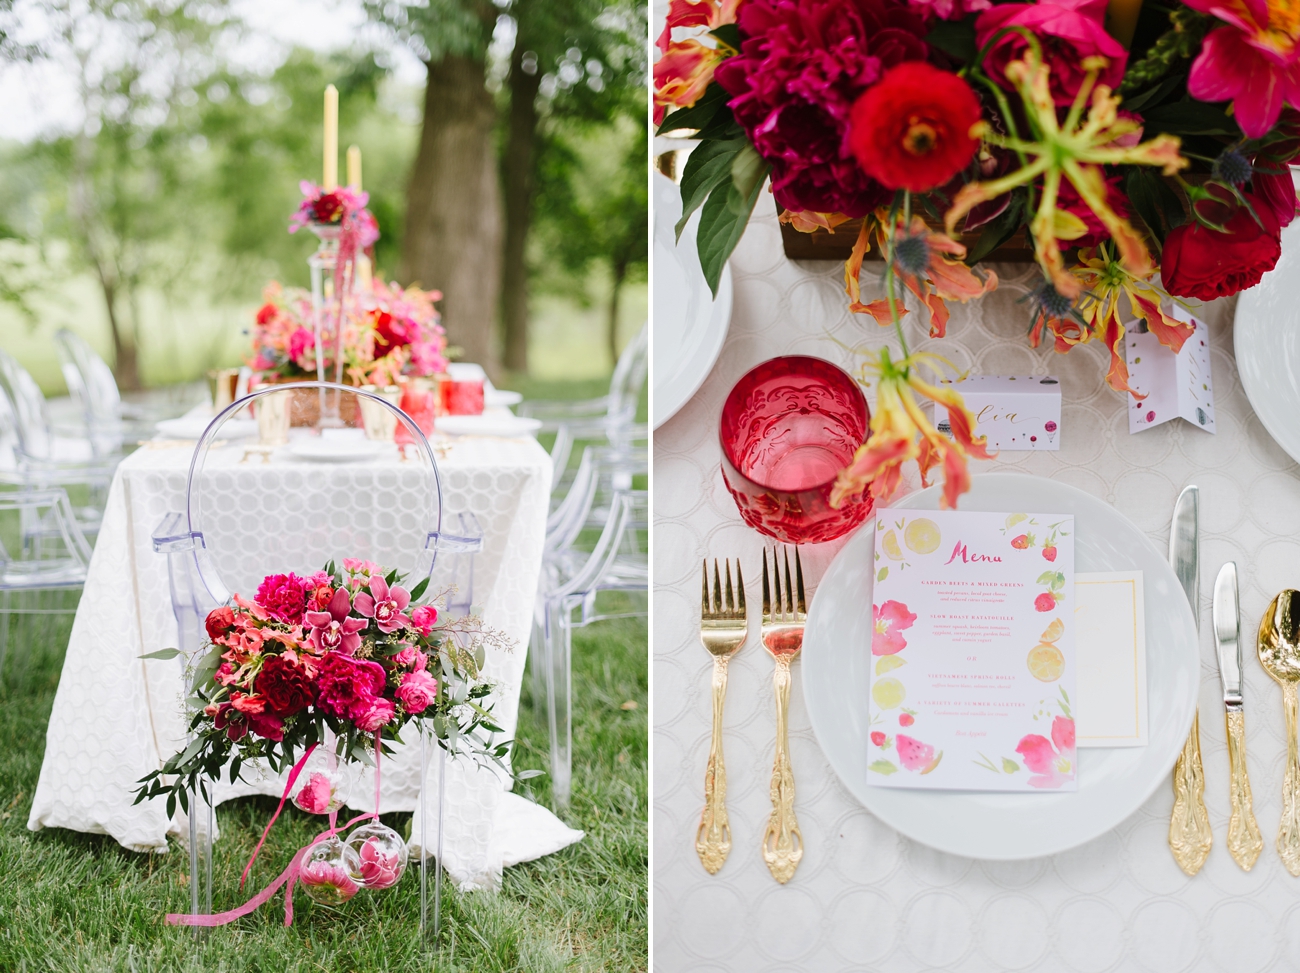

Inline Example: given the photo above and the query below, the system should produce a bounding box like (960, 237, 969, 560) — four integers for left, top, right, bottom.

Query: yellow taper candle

(1106, 0, 1143, 49)
(347, 145, 362, 191)
(323, 84, 339, 190)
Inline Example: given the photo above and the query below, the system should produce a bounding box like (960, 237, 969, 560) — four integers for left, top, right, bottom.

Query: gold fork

(695, 558, 747, 874)
(761, 546, 805, 884)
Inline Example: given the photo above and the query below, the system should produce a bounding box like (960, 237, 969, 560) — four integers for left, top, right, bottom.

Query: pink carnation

(294, 772, 333, 815)
(396, 669, 438, 714)
(315, 650, 388, 725)
(255, 572, 309, 625)
(410, 605, 438, 636)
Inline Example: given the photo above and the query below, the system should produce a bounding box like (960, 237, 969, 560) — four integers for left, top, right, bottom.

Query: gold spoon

(1257, 589, 1300, 875)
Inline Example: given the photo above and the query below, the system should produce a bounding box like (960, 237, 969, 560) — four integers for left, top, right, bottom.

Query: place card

(925, 375, 1061, 450)
(1075, 571, 1147, 748)
(1125, 306, 1215, 435)
(867, 508, 1077, 792)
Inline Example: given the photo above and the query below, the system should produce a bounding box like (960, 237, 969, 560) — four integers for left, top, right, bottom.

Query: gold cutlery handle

(696, 656, 732, 874)
(1224, 708, 1263, 871)
(763, 657, 803, 884)
(1279, 684, 1300, 876)
(1169, 710, 1212, 876)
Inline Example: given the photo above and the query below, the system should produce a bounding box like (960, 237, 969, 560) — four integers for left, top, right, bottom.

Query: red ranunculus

(254, 654, 316, 716)
(205, 606, 236, 641)
(255, 303, 278, 326)
(975, 0, 1127, 107)
(373, 311, 415, 351)
(1161, 193, 1282, 301)
(714, 0, 930, 217)
(849, 62, 981, 193)
(310, 192, 347, 224)
(255, 573, 308, 625)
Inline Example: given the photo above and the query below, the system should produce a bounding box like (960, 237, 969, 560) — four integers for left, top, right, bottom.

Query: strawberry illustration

(871, 731, 886, 747)
(899, 713, 915, 727)
(1034, 592, 1057, 612)
(1011, 534, 1031, 549)
(1042, 545, 1057, 562)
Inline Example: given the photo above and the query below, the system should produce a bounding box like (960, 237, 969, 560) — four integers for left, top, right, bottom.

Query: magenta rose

(396, 669, 438, 714)
(714, 0, 929, 217)
(315, 650, 388, 724)
(410, 605, 438, 636)
(393, 645, 427, 670)
(255, 573, 309, 625)
(353, 696, 397, 733)
(975, 0, 1127, 106)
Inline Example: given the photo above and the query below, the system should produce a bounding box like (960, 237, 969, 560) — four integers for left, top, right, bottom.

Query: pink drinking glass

(720, 355, 873, 545)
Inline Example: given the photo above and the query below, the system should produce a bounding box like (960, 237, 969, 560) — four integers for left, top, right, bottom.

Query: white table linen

(653, 199, 1300, 971)
(29, 429, 581, 890)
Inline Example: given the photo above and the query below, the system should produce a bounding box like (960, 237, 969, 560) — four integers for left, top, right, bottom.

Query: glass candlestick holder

(307, 221, 353, 426)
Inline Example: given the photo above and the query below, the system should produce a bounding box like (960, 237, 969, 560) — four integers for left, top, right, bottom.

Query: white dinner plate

(802, 473, 1199, 860)
(1236, 216, 1300, 465)
(155, 416, 258, 440)
(435, 414, 541, 438)
(484, 388, 523, 408)
(651, 171, 732, 429)
(288, 437, 388, 463)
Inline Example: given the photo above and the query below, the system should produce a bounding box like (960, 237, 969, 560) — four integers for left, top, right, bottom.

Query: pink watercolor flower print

(1014, 716, 1076, 789)
(873, 600, 918, 656)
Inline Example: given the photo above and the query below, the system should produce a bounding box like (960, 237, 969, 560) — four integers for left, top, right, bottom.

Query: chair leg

(0, 589, 11, 682)
(544, 601, 574, 810)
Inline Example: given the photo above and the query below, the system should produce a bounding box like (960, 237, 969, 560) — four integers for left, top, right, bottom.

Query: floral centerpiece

(656, 0, 1300, 507)
(135, 559, 510, 922)
(249, 279, 448, 387)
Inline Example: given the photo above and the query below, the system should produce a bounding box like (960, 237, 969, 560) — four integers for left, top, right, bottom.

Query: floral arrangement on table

(248, 279, 448, 387)
(134, 559, 511, 921)
(656, 0, 1300, 507)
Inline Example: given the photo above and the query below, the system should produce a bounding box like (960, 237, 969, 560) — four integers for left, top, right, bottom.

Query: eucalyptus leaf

(516, 769, 545, 780)
(138, 647, 183, 661)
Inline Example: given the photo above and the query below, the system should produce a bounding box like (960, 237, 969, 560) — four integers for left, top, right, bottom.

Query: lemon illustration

(1027, 643, 1065, 682)
(1006, 513, 1027, 530)
(904, 518, 941, 554)
(1040, 618, 1065, 643)
(876, 655, 907, 675)
(882, 530, 904, 561)
(873, 676, 906, 709)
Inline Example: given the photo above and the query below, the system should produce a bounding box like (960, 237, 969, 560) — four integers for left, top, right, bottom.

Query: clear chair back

(606, 323, 648, 425)
(0, 350, 53, 461)
(55, 329, 124, 430)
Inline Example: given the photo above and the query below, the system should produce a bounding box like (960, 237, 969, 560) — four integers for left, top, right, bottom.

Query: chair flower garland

(657, 0, 1300, 507)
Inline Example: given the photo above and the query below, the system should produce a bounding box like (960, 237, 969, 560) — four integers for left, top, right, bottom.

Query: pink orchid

(294, 772, 334, 815)
(396, 669, 438, 714)
(872, 600, 918, 656)
(305, 587, 367, 654)
(353, 577, 411, 634)
(410, 604, 438, 636)
(1015, 716, 1076, 789)
(298, 859, 359, 901)
(357, 836, 403, 889)
(1185, 0, 1300, 138)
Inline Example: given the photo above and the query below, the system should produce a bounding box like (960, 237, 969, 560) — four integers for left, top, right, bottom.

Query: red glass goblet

(720, 355, 873, 545)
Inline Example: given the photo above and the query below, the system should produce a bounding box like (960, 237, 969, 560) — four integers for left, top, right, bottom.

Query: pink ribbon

(166, 732, 387, 928)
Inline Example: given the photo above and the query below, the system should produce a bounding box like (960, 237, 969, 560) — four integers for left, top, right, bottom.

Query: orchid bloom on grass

(831, 348, 994, 511)
(653, 0, 743, 125)
(946, 46, 1187, 300)
(846, 210, 998, 338)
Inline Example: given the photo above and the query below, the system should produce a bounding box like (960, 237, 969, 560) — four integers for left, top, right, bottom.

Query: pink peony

(353, 576, 411, 634)
(410, 605, 439, 637)
(713, 0, 930, 217)
(294, 772, 333, 815)
(357, 837, 403, 889)
(298, 859, 359, 901)
(396, 669, 438, 714)
(975, 0, 1127, 106)
(1015, 715, 1076, 788)
(315, 650, 388, 725)
(872, 600, 917, 655)
(255, 573, 309, 625)
(306, 587, 367, 655)
(353, 696, 397, 733)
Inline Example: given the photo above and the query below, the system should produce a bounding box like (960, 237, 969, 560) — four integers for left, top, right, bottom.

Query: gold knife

(1213, 561, 1262, 870)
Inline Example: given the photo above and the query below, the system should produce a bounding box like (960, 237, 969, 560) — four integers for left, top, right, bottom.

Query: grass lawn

(0, 527, 646, 971)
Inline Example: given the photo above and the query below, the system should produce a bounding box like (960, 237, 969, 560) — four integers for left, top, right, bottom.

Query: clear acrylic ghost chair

(519, 323, 648, 446)
(0, 350, 120, 539)
(150, 382, 470, 938)
(54, 328, 158, 449)
(535, 488, 648, 809)
(545, 445, 648, 560)
(0, 487, 93, 682)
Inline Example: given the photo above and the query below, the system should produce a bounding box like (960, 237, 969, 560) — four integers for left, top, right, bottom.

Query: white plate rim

(434, 415, 542, 437)
(287, 438, 387, 462)
(801, 472, 1199, 860)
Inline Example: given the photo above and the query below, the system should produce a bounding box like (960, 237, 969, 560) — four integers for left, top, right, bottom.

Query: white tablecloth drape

(29, 431, 582, 890)
(653, 199, 1300, 971)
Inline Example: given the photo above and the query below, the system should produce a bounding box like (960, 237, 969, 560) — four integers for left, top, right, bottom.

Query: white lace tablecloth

(29, 431, 582, 890)
(653, 200, 1300, 971)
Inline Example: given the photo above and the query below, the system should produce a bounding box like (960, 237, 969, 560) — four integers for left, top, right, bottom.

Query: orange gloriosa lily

(945, 48, 1187, 300)
(845, 211, 998, 338)
(831, 350, 995, 511)
(653, 0, 743, 124)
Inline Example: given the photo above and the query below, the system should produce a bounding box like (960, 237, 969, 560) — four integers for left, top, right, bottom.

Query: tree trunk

(608, 257, 627, 368)
(500, 42, 541, 375)
(92, 267, 141, 391)
(402, 54, 502, 378)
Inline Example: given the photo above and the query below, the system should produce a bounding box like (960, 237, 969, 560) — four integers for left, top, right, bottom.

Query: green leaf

(696, 160, 769, 297)
(139, 647, 183, 661)
(925, 19, 977, 62)
(1120, 74, 1182, 114)
(729, 144, 766, 214)
(965, 192, 1024, 265)
(655, 80, 729, 136)
(1143, 101, 1241, 138)
(409, 576, 429, 602)
(675, 137, 747, 241)
(877, 566, 889, 582)
(385, 568, 399, 586)
(1002, 758, 1020, 773)
(868, 759, 899, 776)
(516, 769, 545, 780)
(709, 23, 740, 50)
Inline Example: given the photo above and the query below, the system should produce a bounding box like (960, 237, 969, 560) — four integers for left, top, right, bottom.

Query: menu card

(867, 509, 1077, 792)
